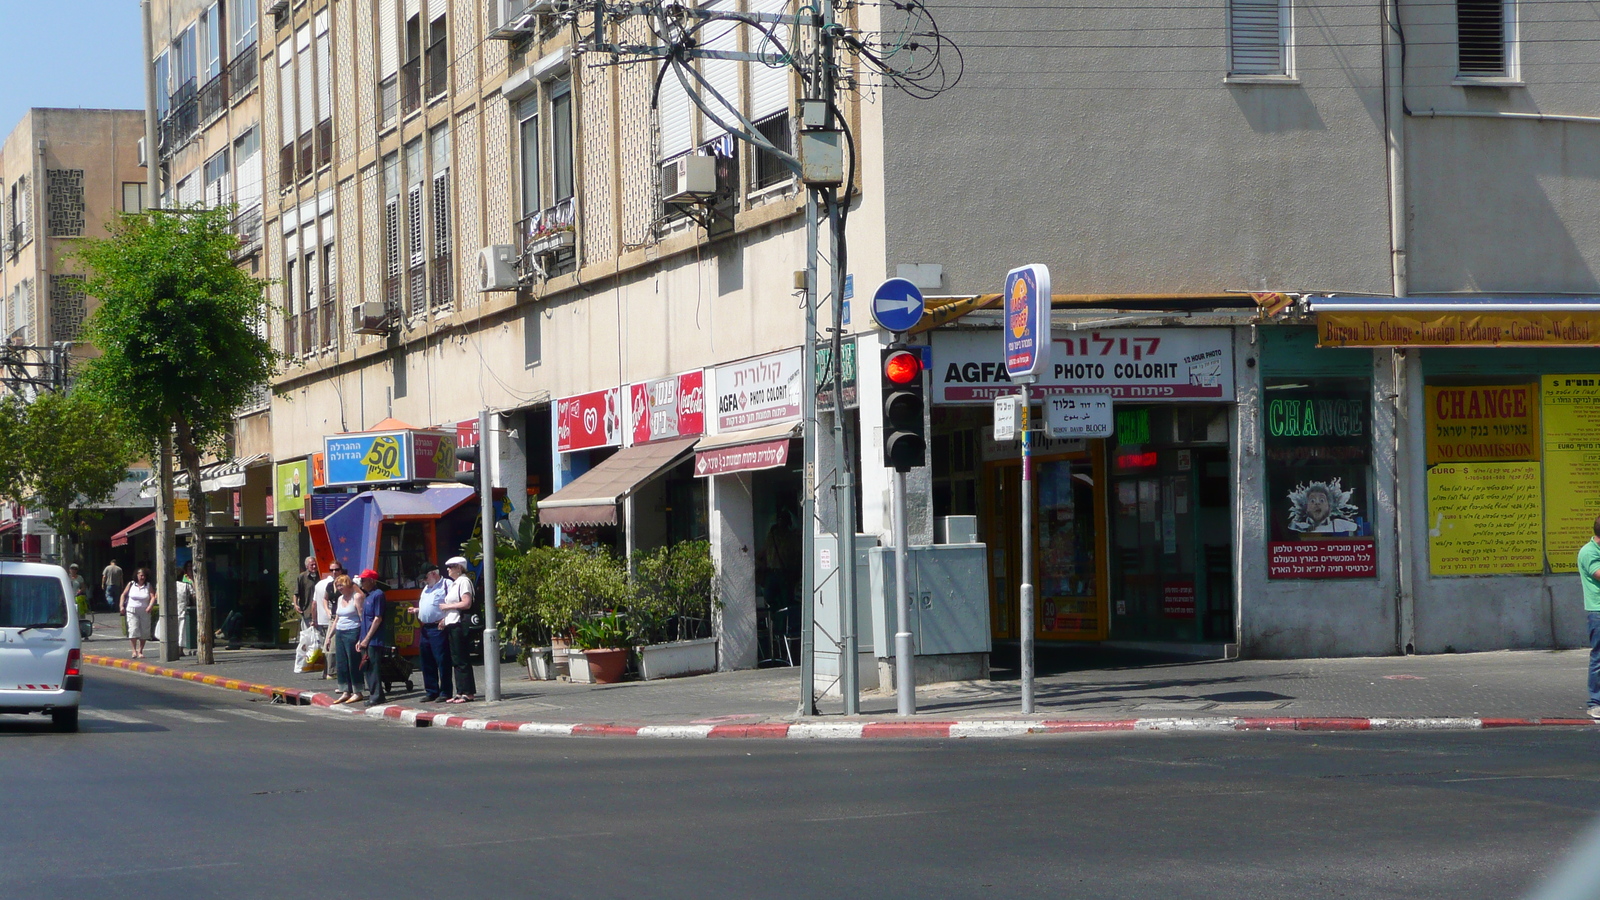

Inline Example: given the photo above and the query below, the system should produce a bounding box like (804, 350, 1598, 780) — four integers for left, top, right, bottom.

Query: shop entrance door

(981, 443, 1110, 642)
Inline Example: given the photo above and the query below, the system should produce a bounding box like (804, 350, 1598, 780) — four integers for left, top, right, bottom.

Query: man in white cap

(439, 557, 477, 703)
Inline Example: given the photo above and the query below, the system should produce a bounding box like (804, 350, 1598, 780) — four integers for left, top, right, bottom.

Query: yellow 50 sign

(362, 435, 403, 481)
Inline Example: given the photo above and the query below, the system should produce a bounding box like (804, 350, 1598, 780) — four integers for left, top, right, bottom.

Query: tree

(0, 390, 138, 544)
(74, 207, 278, 664)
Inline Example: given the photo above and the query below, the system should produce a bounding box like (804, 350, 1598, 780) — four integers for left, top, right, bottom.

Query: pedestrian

(67, 564, 88, 619)
(330, 574, 365, 704)
(355, 568, 388, 706)
(1581, 516, 1600, 720)
(294, 556, 320, 625)
(440, 556, 476, 704)
(407, 563, 452, 702)
(177, 562, 196, 654)
(119, 567, 153, 659)
(101, 557, 125, 614)
(310, 561, 336, 680)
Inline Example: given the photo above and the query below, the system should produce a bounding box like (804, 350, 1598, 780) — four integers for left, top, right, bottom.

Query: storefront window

(377, 520, 430, 588)
(1263, 379, 1376, 579)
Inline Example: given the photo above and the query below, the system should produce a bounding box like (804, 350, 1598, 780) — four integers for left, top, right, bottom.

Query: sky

(0, 1, 146, 137)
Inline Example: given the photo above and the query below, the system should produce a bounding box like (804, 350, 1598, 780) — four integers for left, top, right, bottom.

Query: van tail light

(65, 648, 81, 678)
(63, 647, 83, 692)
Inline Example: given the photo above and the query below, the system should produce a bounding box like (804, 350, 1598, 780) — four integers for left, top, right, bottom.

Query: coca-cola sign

(630, 371, 706, 444)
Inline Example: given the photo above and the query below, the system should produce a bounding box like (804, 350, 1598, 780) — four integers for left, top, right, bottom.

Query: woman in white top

(329, 575, 366, 704)
(119, 567, 154, 659)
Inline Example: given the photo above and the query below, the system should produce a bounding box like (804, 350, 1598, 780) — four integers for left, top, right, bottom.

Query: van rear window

(0, 575, 67, 628)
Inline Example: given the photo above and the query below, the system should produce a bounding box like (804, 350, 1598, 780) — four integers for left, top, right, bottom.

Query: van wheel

(51, 707, 79, 733)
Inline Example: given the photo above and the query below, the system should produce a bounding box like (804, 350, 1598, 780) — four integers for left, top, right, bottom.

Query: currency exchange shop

(929, 325, 1242, 650)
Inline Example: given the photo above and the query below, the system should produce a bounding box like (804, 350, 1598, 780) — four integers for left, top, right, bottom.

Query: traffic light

(455, 444, 481, 490)
(880, 345, 927, 471)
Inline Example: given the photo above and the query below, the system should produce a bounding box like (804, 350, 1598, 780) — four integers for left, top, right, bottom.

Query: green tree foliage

(73, 207, 278, 664)
(0, 391, 137, 542)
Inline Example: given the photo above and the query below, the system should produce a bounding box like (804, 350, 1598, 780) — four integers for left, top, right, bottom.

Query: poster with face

(1264, 381, 1377, 578)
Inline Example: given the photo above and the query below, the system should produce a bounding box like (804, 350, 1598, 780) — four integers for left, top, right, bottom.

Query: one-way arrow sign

(870, 278, 925, 333)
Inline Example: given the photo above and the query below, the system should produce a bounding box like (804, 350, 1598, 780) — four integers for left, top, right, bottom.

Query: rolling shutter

(1229, 0, 1284, 76)
(749, 0, 790, 119)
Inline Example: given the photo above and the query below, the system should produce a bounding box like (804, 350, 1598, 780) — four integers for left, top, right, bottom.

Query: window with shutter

(323, 243, 337, 348)
(1457, 0, 1508, 76)
(749, 0, 790, 120)
(383, 198, 401, 313)
(702, 0, 739, 136)
(658, 61, 693, 161)
(1229, 0, 1287, 76)
(407, 186, 424, 313)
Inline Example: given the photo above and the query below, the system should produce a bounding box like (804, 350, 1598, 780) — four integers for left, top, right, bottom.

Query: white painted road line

(219, 708, 301, 723)
(80, 709, 150, 724)
(149, 708, 226, 724)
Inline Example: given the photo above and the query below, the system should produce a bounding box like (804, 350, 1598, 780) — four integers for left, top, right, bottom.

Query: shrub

(630, 541, 718, 645)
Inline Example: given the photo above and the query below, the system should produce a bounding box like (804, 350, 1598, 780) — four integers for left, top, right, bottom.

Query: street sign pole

(480, 408, 502, 703)
(892, 463, 915, 715)
(1018, 382, 1035, 714)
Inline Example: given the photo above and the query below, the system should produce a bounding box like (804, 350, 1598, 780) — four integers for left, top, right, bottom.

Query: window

(429, 124, 452, 310)
(155, 52, 171, 118)
(321, 242, 336, 348)
(315, 11, 332, 167)
(278, 41, 296, 181)
(1229, 0, 1289, 77)
(231, 0, 258, 57)
(658, 60, 693, 161)
(175, 24, 198, 99)
(296, 25, 314, 175)
(203, 149, 232, 207)
(405, 138, 426, 315)
(1264, 379, 1376, 579)
(550, 83, 574, 202)
(402, 5, 422, 116)
(426, 15, 448, 99)
(303, 247, 317, 351)
(518, 96, 540, 216)
(234, 127, 262, 207)
(377, 0, 400, 127)
(382, 152, 401, 313)
(8, 176, 30, 247)
(1457, 0, 1511, 78)
(752, 114, 792, 190)
(201, 3, 222, 82)
(122, 182, 147, 213)
(0, 575, 67, 629)
(284, 256, 298, 355)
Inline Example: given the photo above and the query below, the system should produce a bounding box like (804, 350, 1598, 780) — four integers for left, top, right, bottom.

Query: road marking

(80, 709, 150, 724)
(149, 708, 225, 724)
(803, 809, 938, 823)
(219, 708, 300, 723)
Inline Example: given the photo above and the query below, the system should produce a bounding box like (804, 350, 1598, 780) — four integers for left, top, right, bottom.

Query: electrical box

(661, 154, 718, 203)
(477, 245, 519, 291)
(936, 515, 979, 545)
(797, 130, 844, 186)
(812, 533, 880, 694)
(868, 544, 991, 658)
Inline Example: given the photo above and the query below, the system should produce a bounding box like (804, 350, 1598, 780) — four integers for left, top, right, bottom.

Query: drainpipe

(1383, 0, 1416, 653)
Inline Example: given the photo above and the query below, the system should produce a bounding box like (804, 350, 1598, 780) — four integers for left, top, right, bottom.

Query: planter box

(636, 637, 718, 681)
(567, 650, 592, 683)
(525, 647, 555, 681)
(527, 230, 575, 256)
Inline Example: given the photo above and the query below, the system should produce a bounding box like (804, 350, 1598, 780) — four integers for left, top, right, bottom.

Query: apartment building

(265, 0, 1600, 673)
(0, 108, 149, 560)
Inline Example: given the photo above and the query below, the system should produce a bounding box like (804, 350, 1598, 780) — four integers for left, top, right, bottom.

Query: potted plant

(572, 611, 631, 684)
(630, 541, 720, 680)
(529, 545, 630, 682)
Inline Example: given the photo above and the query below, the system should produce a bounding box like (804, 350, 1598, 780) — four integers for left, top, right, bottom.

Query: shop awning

(538, 437, 699, 528)
(139, 453, 271, 497)
(693, 422, 800, 477)
(1307, 295, 1600, 348)
(110, 512, 157, 548)
(1309, 295, 1600, 313)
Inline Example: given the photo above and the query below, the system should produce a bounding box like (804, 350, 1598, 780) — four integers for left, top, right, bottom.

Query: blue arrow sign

(870, 278, 925, 333)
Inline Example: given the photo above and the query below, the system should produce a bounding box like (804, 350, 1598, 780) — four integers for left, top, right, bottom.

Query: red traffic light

(884, 350, 921, 385)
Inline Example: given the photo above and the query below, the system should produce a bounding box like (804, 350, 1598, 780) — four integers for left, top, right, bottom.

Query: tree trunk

(175, 424, 212, 665)
(156, 435, 178, 662)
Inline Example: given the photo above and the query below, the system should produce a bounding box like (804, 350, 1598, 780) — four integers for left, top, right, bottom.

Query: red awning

(692, 422, 800, 477)
(110, 512, 157, 548)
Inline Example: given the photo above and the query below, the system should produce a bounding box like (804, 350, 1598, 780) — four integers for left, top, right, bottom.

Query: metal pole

(480, 409, 502, 702)
(798, 187, 818, 716)
(892, 467, 915, 715)
(143, 0, 180, 662)
(1019, 382, 1035, 714)
(827, 187, 858, 716)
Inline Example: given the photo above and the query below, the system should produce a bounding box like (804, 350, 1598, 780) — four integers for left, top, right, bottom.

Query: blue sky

(0, 2, 146, 136)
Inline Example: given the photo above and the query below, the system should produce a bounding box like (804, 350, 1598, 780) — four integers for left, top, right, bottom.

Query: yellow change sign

(1543, 375, 1600, 573)
(1427, 462, 1544, 576)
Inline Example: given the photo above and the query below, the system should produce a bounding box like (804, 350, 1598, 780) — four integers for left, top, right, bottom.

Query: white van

(0, 561, 82, 732)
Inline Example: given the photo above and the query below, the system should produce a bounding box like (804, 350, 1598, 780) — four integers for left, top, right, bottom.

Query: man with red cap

(355, 568, 388, 706)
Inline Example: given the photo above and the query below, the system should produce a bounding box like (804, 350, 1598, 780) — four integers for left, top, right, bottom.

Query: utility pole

(142, 0, 179, 662)
(480, 408, 502, 701)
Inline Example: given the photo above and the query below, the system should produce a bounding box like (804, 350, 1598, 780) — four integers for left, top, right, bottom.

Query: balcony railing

(315, 119, 334, 170)
(279, 143, 297, 185)
(400, 58, 422, 117)
(301, 304, 316, 353)
(321, 286, 337, 348)
(231, 204, 262, 258)
(284, 313, 299, 357)
(429, 254, 452, 310)
(297, 132, 314, 180)
(159, 78, 200, 156)
(229, 43, 257, 104)
(198, 69, 228, 123)
(520, 196, 578, 260)
(425, 39, 448, 100)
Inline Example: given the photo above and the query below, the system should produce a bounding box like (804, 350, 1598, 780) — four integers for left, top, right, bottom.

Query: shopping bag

(293, 626, 319, 673)
(304, 644, 325, 672)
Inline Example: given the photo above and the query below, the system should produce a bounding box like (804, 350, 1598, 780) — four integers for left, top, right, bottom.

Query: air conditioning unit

(350, 301, 390, 335)
(661, 155, 718, 204)
(487, 0, 538, 39)
(266, 0, 289, 15)
(478, 245, 520, 291)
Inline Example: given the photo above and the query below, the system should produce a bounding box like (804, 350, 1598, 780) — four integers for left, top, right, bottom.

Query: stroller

(373, 646, 415, 695)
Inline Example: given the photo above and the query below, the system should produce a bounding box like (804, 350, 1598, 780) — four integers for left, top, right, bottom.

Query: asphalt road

(4, 668, 1600, 900)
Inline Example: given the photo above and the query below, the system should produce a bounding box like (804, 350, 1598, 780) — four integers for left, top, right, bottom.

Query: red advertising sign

(694, 439, 790, 477)
(1268, 538, 1377, 579)
(1162, 581, 1196, 618)
(630, 371, 706, 444)
(411, 430, 458, 481)
(557, 388, 622, 453)
(455, 419, 479, 472)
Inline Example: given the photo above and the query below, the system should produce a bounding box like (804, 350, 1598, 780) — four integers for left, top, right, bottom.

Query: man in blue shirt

(355, 568, 388, 706)
(407, 564, 451, 702)
(1579, 518, 1600, 719)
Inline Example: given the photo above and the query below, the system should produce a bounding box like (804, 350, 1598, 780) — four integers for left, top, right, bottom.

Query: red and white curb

(85, 655, 1600, 740)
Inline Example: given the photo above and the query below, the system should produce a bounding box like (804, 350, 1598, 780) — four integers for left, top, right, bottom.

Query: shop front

(931, 326, 1238, 649)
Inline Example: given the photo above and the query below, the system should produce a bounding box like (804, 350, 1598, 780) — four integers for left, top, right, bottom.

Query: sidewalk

(82, 623, 1600, 737)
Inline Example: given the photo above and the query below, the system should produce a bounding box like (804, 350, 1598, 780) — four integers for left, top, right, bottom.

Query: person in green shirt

(1578, 517, 1600, 718)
